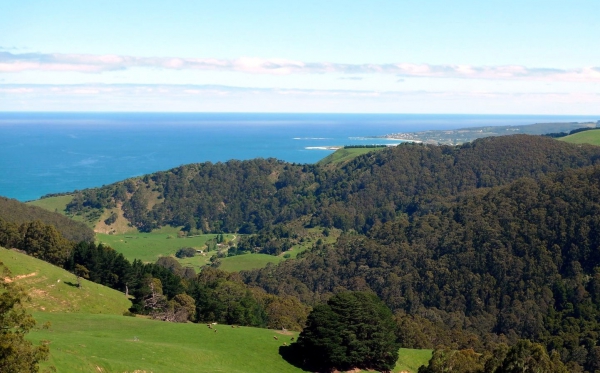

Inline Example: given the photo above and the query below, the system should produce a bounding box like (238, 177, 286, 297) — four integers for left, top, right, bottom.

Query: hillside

(0, 196, 94, 242)
(27, 312, 430, 373)
(559, 129, 600, 146)
(379, 121, 598, 145)
(0, 246, 130, 314)
(0, 248, 430, 372)
(244, 164, 600, 371)
(61, 135, 600, 234)
(317, 146, 387, 166)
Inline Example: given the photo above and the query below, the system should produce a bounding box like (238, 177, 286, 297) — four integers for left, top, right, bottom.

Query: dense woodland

(65, 135, 600, 234)
(10, 134, 600, 371)
(244, 165, 600, 371)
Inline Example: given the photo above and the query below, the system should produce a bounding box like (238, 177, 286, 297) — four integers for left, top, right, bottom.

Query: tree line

(64, 135, 600, 235)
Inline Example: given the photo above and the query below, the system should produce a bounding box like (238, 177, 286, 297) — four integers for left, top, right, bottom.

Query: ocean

(0, 112, 596, 202)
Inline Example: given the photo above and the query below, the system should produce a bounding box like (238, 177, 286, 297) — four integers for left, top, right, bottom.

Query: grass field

(29, 312, 304, 373)
(26, 195, 73, 213)
(318, 147, 387, 166)
(26, 194, 99, 226)
(96, 230, 234, 263)
(217, 253, 285, 272)
(559, 129, 600, 146)
(27, 312, 431, 373)
(0, 247, 130, 315)
(396, 348, 433, 372)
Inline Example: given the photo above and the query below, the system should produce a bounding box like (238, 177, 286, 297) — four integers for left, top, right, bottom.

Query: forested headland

(64, 135, 600, 234)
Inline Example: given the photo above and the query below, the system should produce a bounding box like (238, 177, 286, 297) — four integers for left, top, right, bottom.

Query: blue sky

(1, 0, 599, 113)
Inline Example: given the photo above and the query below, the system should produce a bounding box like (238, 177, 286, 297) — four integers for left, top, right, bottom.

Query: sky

(0, 0, 599, 114)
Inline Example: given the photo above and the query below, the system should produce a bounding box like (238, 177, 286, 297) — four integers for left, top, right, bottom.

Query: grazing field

(26, 194, 93, 226)
(395, 348, 433, 373)
(28, 312, 430, 373)
(318, 146, 387, 166)
(559, 129, 600, 146)
(0, 247, 130, 315)
(217, 253, 285, 272)
(96, 230, 234, 263)
(26, 195, 73, 213)
(29, 312, 303, 373)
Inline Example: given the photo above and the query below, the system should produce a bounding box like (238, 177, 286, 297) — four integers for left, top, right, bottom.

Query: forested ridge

(65, 135, 600, 233)
(0, 197, 94, 242)
(244, 165, 600, 371)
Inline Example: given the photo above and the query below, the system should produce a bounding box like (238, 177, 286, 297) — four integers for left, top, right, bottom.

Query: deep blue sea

(0, 112, 596, 201)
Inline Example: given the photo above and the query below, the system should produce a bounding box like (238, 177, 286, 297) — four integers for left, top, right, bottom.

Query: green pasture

(26, 194, 91, 225)
(318, 146, 387, 166)
(29, 312, 304, 373)
(218, 253, 285, 272)
(559, 129, 600, 146)
(395, 348, 433, 372)
(0, 247, 130, 315)
(28, 312, 430, 373)
(26, 195, 73, 213)
(96, 231, 234, 263)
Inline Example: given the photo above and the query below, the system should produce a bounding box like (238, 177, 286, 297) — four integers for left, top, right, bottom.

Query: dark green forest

(65, 135, 600, 234)
(244, 165, 600, 371)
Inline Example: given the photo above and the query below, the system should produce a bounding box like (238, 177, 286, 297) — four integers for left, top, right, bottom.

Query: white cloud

(1, 52, 600, 82)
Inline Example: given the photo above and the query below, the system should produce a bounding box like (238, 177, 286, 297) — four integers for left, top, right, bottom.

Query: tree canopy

(295, 291, 399, 372)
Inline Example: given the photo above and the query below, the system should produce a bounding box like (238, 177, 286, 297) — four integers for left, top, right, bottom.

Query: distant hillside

(59, 135, 600, 234)
(317, 146, 387, 166)
(0, 197, 94, 242)
(0, 247, 130, 314)
(379, 120, 598, 145)
(559, 129, 600, 146)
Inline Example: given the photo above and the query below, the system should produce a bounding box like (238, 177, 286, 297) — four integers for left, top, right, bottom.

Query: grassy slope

(26, 195, 73, 214)
(318, 147, 386, 166)
(0, 247, 130, 314)
(217, 253, 285, 272)
(559, 129, 600, 146)
(29, 312, 431, 373)
(26, 194, 92, 226)
(30, 312, 304, 373)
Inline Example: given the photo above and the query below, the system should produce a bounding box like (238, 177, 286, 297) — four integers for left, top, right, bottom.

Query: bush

(175, 247, 196, 258)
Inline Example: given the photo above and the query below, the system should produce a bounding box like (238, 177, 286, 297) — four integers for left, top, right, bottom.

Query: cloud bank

(1, 52, 600, 82)
(1, 83, 598, 114)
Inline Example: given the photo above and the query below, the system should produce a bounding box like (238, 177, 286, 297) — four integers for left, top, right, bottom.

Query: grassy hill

(318, 146, 387, 166)
(26, 195, 74, 216)
(28, 312, 431, 373)
(0, 247, 130, 314)
(217, 253, 285, 272)
(558, 129, 600, 146)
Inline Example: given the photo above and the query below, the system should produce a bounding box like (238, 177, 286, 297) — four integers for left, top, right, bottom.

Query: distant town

(375, 121, 600, 145)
